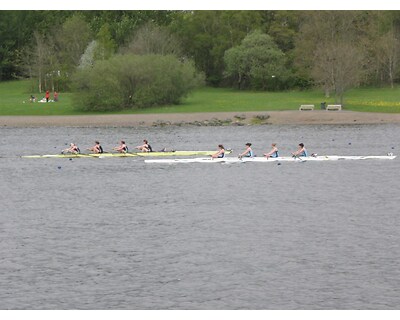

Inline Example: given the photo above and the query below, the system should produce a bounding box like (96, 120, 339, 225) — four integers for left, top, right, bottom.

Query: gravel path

(1, 110, 400, 127)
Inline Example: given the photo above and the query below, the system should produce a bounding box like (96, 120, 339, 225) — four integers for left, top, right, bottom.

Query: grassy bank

(1, 80, 400, 116)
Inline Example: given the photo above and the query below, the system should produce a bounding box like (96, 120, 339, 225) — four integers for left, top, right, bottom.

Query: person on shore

(136, 139, 152, 152)
(87, 141, 103, 154)
(238, 143, 254, 158)
(113, 140, 128, 153)
(45, 90, 50, 102)
(292, 143, 308, 157)
(211, 144, 225, 159)
(54, 91, 59, 102)
(264, 143, 279, 158)
(62, 143, 80, 154)
(29, 95, 36, 103)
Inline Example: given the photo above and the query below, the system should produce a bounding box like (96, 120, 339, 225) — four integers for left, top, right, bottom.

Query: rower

(211, 144, 225, 159)
(136, 139, 152, 152)
(238, 143, 254, 158)
(62, 143, 80, 154)
(113, 140, 128, 153)
(264, 143, 279, 158)
(87, 141, 103, 154)
(292, 143, 308, 157)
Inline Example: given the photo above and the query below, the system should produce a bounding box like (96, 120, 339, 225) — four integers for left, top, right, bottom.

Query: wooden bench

(299, 104, 315, 111)
(326, 104, 342, 111)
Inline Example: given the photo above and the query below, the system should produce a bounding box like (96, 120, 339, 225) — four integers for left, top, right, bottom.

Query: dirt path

(1, 110, 400, 127)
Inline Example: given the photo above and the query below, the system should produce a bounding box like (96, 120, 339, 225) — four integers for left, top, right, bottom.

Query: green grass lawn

(1, 79, 400, 115)
(0, 80, 81, 115)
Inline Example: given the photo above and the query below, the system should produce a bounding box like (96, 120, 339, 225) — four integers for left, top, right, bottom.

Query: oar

(292, 154, 306, 162)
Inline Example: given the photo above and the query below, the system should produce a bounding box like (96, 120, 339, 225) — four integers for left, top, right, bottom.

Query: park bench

(299, 104, 315, 111)
(326, 104, 342, 111)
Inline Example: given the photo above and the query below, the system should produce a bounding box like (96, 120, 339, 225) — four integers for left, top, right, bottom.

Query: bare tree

(123, 22, 183, 57)
(295, 11, 367, 104)
(32, 31, 51, 93)
(376, 29, 400, 88)
(312, 41, 364, 104)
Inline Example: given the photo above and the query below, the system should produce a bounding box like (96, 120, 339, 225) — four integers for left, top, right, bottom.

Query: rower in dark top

(211, 144, 225, 159)
(113, 140, 128, 153)
(88, 141, 103, 154)
(136, 139, 152, 152)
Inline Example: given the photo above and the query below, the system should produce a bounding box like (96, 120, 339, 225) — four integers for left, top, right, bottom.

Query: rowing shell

(21, 150, 232, 159)
(144, 155, 397, 164)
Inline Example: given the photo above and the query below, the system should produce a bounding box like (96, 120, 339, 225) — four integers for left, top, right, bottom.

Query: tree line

(1, 10, 400, 107)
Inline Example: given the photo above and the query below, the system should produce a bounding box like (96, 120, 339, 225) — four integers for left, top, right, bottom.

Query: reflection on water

(1, 124, 400, 309)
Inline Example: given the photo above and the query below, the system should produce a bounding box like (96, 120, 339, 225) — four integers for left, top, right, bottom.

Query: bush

(72, 54, 204, 112)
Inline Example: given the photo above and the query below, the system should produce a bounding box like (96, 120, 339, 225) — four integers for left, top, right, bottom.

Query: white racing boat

(144, 155, 397, 164)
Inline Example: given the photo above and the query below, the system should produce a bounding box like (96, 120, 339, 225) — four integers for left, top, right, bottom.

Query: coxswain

(292, 143, 308, 157)
(113, 140, 128, 153)
(136, 139, 152, 152)
(62, 143, 80, 154)
(264, 143, 279, 158)
(88, 141, 103, 154)
(238, 143, 254, 158)
(211, 144, 225, 159)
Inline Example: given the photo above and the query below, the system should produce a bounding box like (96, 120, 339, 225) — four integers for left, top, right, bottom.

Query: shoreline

(1, 110, 400, 127)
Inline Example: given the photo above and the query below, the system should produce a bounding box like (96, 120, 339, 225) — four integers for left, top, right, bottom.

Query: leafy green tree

(0, 11, 71, 81)
(83, 10, 176, 45)
(93, 23, 117, 61)
(173, 11, 265, 86)
(224, 30, 287, 90)
(42, 13, 91, 91)
(57, 14, 92, 73)
(267, 11, 301, 52)
(0, 12, 18, 80)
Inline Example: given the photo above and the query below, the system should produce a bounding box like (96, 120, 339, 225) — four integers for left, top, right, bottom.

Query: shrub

(72, 54, 204, 112)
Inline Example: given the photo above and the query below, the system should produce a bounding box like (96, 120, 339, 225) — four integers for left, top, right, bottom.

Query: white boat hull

(145, 155, 397, 164)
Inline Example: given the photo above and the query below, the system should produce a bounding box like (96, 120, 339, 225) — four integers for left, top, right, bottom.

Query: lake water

(0, 124, 400, 309)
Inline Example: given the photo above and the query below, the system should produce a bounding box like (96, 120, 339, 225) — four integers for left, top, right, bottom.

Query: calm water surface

(0, 124, 399, 309)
